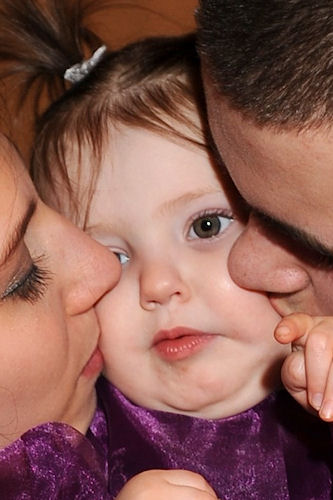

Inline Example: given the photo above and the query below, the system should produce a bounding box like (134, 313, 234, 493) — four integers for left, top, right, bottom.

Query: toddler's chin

(156, 385, 277, 420)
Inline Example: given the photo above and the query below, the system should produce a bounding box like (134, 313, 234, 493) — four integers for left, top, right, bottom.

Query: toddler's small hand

(275, 312, 333, 421)
(115, 469, 219, 500)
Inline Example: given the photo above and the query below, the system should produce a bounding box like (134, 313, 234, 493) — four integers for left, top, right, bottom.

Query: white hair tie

(64, 45, 107, 83)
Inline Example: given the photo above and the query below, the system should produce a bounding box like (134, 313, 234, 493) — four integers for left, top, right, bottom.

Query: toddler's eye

(114, 251, 130, 265)
(189, 213, 233, 239)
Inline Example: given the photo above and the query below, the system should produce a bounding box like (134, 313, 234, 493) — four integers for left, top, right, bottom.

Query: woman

(0, 134, 120, 496)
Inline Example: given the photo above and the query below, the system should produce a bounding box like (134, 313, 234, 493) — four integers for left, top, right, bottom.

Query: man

(196, 1, 333, 420)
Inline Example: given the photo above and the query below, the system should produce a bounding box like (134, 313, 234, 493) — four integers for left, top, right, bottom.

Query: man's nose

(228, 213, 311, 294)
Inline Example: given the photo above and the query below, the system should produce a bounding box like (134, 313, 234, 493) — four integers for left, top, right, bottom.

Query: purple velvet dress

(0, 377, 332, 499)
(0, 404, 110, 499)
(97, 378, 332, 500)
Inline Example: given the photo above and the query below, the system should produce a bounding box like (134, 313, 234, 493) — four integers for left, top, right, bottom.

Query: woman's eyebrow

(0, 199, 37, 267)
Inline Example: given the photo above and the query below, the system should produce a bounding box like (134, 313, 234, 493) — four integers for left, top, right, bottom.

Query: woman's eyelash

(1, 255, 52, 303)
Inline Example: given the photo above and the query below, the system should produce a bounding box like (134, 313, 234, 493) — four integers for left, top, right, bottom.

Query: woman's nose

(139, 260, 190, 310)
(228, 213, 311, 294)
(62, 223, 121, 316)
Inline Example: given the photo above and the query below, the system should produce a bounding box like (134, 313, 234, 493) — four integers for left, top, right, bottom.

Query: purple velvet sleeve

(0, 422, 111, 499)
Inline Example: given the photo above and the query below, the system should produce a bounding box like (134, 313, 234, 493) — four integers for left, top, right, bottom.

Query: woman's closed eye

(187, 210, 234, 240)
(1, 255, 51, 303)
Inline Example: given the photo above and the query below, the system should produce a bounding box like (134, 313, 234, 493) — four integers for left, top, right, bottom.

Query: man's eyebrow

(0, 199, 37, 267)
(252, 207, 333, 259)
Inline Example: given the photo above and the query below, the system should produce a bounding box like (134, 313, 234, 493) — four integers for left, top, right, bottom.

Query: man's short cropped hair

(197, 0, 333, 129)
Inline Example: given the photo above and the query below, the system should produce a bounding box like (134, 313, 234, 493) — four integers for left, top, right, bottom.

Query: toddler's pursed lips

(153, 326, 213, 343)
(153, 327, 216, 361)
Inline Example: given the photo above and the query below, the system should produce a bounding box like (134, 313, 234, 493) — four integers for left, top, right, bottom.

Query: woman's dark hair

(0, 0, 208, 225)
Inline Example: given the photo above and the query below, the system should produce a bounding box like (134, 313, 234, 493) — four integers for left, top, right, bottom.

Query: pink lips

(153, 327, 215, 361)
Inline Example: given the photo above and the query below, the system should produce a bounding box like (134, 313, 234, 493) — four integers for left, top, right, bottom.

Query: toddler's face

(85, 122, 289, 418)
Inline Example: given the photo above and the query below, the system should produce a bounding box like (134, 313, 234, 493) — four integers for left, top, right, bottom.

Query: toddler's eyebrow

(0, 199, 37, 267)
(158, 189, 222, 216)
(85, 190, 225, 235)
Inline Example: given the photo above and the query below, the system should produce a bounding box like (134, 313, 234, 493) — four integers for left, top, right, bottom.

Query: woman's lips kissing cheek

(153, 327, 216, 361)
(81, 347, 104, 377)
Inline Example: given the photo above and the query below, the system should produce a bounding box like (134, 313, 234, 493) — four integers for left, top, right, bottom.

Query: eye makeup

(1, 255, 51, 304)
